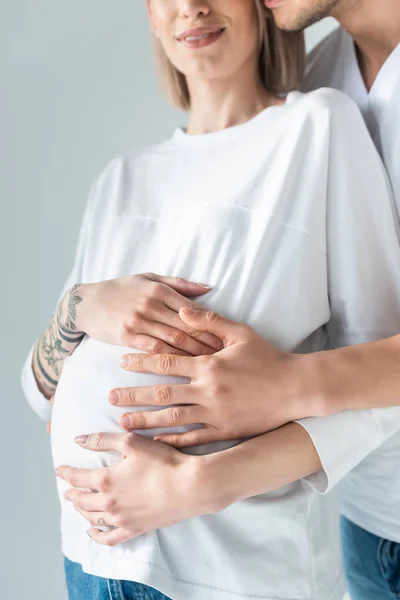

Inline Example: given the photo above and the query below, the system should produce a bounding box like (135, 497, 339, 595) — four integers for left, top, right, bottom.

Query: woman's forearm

(32, 284, 85, 399)
(303, 335, 400, 415)
(199, 423, 322, 511)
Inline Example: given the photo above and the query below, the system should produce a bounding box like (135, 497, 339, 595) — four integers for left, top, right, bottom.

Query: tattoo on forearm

(32, 285, 85, 397)
(64, 284, 83, 332)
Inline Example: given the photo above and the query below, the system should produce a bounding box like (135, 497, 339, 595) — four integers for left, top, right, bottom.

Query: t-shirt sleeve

(20, 180, 96, 422)
(296, 89, 400, 493)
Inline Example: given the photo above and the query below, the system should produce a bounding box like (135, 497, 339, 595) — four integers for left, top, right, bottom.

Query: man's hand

(56, 432, 221, 547)
(111, 308, 322, 448)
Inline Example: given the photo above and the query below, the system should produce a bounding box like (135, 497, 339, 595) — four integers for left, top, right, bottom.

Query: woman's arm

(57, 422, 321, 546)
(32, 285, 85, 399)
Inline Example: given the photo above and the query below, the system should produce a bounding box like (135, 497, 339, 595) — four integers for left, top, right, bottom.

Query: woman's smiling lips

(176, 26, 225, 50)
(264, 0, 285, 8)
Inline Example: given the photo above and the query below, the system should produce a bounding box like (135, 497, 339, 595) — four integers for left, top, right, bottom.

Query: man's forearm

(300, 335, 400, 416)
(199, 423, 322, 511)
(32, 284, 85, 399)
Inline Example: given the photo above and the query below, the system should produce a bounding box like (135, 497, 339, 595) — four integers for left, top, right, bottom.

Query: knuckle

(90, 432, 106, 450)
(140, 295, 155, 313)
(155, 385, 173, 405)
(148, 339, 164, 355)
(123, 432, 136, 450)
(184, 325, 201, 339)
(206, 311, 220, 325)
(202, 357, 219, 379)
(104, 496, 118, 514)
(170, 435, 185, 448)
(169, 330, 186, 347)
(157, 355, 176, 375)
(168, 407, 183, 427)
(152, 283, 166, 299)
(106, 538, 118, 547)
(127, 311, 141, 331)
(132, 412, 147, 429)
(98, 472, 112, 492)
(124, 388, 136, 406)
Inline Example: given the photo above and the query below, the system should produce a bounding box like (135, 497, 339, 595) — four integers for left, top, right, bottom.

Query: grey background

(1, 4, 337, 599)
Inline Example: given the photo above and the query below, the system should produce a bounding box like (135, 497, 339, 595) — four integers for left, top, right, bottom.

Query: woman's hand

(56, 432, 225, 547)
(75, 273, 221, 356)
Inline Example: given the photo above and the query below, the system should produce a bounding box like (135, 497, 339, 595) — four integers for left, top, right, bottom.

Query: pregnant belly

(50, 336, 238, 475)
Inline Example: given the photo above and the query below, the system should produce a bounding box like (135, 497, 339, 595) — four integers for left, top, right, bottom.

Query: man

(39, 1, 400, 598)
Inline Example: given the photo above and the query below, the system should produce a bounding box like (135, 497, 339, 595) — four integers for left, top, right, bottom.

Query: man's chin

(271, 10, 325, 33)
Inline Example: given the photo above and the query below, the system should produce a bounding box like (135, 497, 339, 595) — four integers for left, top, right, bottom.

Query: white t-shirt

(304, 26, 400, 544)
(22, 89, 400, 600)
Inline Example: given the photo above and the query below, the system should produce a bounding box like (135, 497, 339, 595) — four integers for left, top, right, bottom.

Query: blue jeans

(341, 516, 400, 599)
(64, 558, 172, 600)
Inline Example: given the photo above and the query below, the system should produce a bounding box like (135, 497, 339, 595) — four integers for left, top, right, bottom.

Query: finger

(126, 334, 191, 357)
(143, 273, 211, 297)
(87, 527, 134, 547)
(179, 308, 243, 345)
(63, 489, 105, 512)
(158, 307, 223, 352)
(154, 426, 222, 448)
(73, 432, 127, 454)
(75, 507, 118, 529)
(110, 383, 195, 407)
(120, 353, 197, 378)
(55, 465, 105, 491)
(120, 405, 205, 431)
(145, 320, 217, 356)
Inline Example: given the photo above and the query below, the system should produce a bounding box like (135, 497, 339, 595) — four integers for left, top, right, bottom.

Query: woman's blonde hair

(153, 1, 305, 111)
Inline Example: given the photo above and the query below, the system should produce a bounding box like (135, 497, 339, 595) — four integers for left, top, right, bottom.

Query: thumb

(179, 307, 242, 345)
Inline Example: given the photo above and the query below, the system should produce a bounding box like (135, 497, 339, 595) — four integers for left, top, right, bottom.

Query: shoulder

(303, 26, 346, 92)
(289, 87, 363, 125)
(86, 137, 176, 215)
(93, 137, 176, 190)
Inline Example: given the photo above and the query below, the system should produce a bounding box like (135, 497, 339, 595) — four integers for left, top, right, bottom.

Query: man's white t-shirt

(22, 89, 400, 599)
(304, 26, 400, 545)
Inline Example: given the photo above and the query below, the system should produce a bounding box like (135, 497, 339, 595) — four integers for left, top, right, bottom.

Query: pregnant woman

(21, 1, 400, 599)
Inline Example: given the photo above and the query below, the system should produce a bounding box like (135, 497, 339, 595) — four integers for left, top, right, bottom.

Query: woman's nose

(179, 0, 211, 19)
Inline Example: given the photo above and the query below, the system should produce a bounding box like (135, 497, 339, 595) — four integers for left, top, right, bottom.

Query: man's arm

(302, 335, 400, 414)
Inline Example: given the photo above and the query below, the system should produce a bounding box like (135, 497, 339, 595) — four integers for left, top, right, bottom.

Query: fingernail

(55, 468, 61, 476)
(75, 435, 88, 445)
(109, 390, 120, 405)
(194, 283, 211, 289)
(120, 356, 129, 369)
(86, 530, 92, 539)
(120, 415, 131, 429)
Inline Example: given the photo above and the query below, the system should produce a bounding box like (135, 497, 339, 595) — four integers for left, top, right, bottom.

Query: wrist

(285, 353, 330, 420)
(188, 453, 238, 516)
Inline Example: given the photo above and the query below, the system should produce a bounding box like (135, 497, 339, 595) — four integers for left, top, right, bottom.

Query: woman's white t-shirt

(22, 90, 400, 600)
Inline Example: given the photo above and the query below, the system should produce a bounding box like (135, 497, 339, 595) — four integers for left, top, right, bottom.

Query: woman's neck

(185, 60, 281, 136)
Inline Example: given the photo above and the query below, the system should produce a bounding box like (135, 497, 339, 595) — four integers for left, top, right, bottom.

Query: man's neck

(334, 0, 400, 90)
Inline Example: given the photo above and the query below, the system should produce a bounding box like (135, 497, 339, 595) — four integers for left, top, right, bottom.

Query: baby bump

(50, 336, 190, 472)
